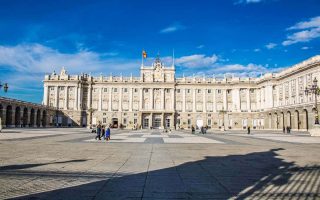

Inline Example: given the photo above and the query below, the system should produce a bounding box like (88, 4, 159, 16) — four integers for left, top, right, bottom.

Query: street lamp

(0, 82, 9, 92)
(305, 77, 320, 124)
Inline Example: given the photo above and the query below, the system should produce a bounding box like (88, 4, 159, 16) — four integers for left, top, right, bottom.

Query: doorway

(112, 118, 118, 128)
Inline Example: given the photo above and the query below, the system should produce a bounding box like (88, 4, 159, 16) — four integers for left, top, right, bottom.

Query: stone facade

(0, 97, 57, 128)
(43, 55, 320, 131)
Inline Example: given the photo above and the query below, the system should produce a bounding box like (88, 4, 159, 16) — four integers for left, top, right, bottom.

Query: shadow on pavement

(0, 159, 88, 171)
(2, 148, 319, 199)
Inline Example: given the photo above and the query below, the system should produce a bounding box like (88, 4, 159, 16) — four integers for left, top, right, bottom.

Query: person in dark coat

(191, 126, 195, 134)
(283, 127, 285, 133)
(95, 124, 101, 140)
(247, 126, 251, 134)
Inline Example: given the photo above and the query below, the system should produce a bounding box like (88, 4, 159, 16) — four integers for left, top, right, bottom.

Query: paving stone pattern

(0, 128, 319, 199)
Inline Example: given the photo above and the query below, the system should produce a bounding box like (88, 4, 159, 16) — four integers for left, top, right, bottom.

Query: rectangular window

(134, 88, 138, 93)
(188, 119, 191, 125)
(208, 119, 212, 125)
(113, 88, 117, 92)
(104, 88, 108, 92)
(166, 89, 170, 93)
(123, 118, 127, 124)
(103, 118, 106, 123)
(145, 89, 149, 93)
(217, 89, 221, 94)
(124, 88, 128, 93)
(198, 89, 201, 93)
(208, 89, 211, 93)
(134, 118, 137, 124)
(177, 89, 180, 93)
(187, 89, 191, 93)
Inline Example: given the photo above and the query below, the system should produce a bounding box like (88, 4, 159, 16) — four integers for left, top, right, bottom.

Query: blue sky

(0, 0, 319, 103)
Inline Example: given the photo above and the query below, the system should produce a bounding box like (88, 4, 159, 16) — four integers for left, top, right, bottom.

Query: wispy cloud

(254, 48, 260, 52)
(175, 54, 218, 68)
(265, 43, 277, 49)
(160, 23, 186, 34)
(282, 16, 320, 46)
(235, 0, 264, 4)
(197, 45, 205, 49)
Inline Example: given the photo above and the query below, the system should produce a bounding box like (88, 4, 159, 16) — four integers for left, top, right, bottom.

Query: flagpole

(141, 49, 144, 67)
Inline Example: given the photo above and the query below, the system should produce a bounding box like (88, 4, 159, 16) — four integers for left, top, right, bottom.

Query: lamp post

(0, 82, 9, 92)
(305, 77, 320, 124)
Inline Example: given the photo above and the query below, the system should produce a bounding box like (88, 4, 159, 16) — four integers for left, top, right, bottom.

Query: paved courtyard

(0, 128, 319, 199)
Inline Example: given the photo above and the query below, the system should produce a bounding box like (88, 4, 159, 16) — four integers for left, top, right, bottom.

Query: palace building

(43, 55, 320, 131)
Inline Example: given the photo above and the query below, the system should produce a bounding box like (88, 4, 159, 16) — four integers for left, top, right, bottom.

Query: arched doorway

(286, 111, 291, 128)
(280, 112, 285, 130)
(42, 110, 47, 127)
(22, 107, 28, 127)
(268, 113, 272, 129)
(274, 113, 279, 129)
(15, 106, 21, 127)
(6, 105, 13, 127)
(295, 110, 300, 130)
(303, 109, 308, 130)
(30, 108, 35, 127)
(36, 109, 41, 127)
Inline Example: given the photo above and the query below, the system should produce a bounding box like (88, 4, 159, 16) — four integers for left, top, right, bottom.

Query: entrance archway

(30, 109, 35, 127)
(111, 118, 118, 128)
(6, 105, 13, 127)
(23, 107, 28, 127)
(295, 110, 300, 130)
(15, 106, 21, 127)
(36, 109, 41, 127)
(274, 113, 279, 129)
(286, 111, 291, 128)
(42, 110, 47, 127)
(303, 109, 308, 130)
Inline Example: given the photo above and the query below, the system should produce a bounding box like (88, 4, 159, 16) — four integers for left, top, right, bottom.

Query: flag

(142, 50, 147, 59)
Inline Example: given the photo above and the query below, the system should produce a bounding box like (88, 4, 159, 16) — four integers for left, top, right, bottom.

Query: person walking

(95, 124, 101, 140)
(283, 127, 285, 133)
(101, 125, 105, 140)
(191, 126, 195, 134)
(0, 117, 2, 133)
(247, 126, 251, 134)
(105, 124, 111, 141)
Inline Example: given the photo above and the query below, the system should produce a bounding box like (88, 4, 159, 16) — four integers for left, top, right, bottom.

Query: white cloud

(254, 48, 260, 52)
(235, 0, 263, 4)
(160, 23, 186, 33)
(301, 46, 310, 50)
(282, 16, 320, 46)
(175, 54, 218, 68)
(287, 16, 320, 30)
(197, 45, 205, 49)
(265, 43, 277, 49)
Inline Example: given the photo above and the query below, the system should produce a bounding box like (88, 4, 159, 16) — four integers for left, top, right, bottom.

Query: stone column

(129, 88, 133, 111)
(119, 87, 122, 111)
(43, 84, 49, 106)
(98, 87, 102, 111)
(223, 89, 227, 110)
(108, 87, 112, 111)
(161, 89, 165, 110)
(78, 86, 82, 110)
(64, 86, 68, 110)
(246, 89, 251, 112)
(193, 89, 196, 112)
(33, 111, 37, 127)
(55, 86, 59, 108)
(150, 88, 154, 110)
(87, 84, 92, 110)
(74, 86, 78, 111)
(182, 88, 186, 112)
(203, 89, 206, 113)
(232, 89, 240, 112)
(213, 89, 216, 112)
(139, 88, 143, 110)
(171, 88, 175, 111)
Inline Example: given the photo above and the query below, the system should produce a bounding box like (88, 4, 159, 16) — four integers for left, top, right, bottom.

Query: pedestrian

(0, 117, 2, 133)
(95, 124, 101, 140)
(288, 126, 291, 134)
(283, 127, 285, 133)
(247, 126, 250, 134)
(101, 125, 105, 140)
(201, 126, 204, 134)
(191, 126, 195, 134)
(105, 124, 111, 141)
(286, 126, 289, 134)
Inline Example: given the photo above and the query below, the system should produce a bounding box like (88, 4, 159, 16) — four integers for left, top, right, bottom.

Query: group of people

(283, 126, 291, 134)
(95, 124, 111, 141)
(191, 126, 207, 134)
